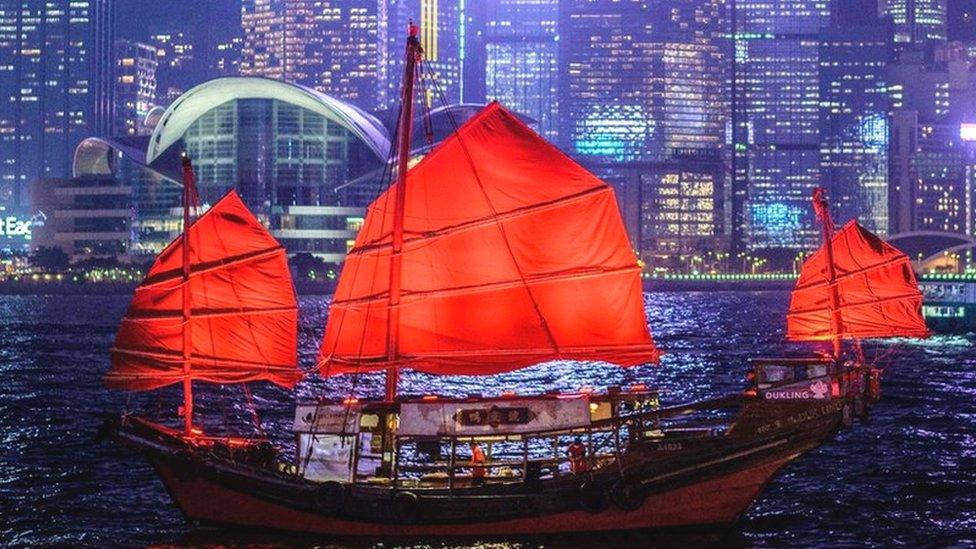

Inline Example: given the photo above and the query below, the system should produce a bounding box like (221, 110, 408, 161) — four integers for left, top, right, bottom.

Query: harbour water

(1, 292, 974, 547)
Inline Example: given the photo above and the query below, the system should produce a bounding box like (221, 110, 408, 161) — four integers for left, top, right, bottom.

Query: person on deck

(568, 437, 589, 474)
(470, 441, 487, 486)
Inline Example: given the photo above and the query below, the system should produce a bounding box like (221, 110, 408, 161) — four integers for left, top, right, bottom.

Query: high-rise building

(0, 0, 115, 212)
(383, 0, 463, 108)
(241, 0, 387, 110)
(115, 41, 158, 136)
(560, 0, 728, 263)
(239, 1, 465, 111)
(819, 7, 893, 234)
(733, 0, 830, 250)
(210, 36, 244, 77)
(483, 0, 558, 140)
(889, 114, 976, 235)
(887, 43, 976, 236)
(559, 0, 726, 163)
(240, 0, 286, 81)
(949, 0, 976, 41)
(880, 0, 948, 46)
(460, 0, 486, 104)
(148, 26, 199, 103)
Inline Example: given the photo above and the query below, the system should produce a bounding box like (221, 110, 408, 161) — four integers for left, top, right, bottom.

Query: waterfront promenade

(0, 274, 800, 294)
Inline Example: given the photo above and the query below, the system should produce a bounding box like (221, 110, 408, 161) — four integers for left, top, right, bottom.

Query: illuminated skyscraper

(0, 0, 115, 211)
(382, 0, 462, 108)
(210, 36, 244, 77)
(147, 27, 200, 104)
(240, 0, 284, 81)
(483, 0, 558, 140)
(115, 41, 158, 136)
(559, 0, 726, 161)
(819, 5, 893, 234)
(240, 0, 396, 110)
(886, 43, 976, 236)
(881, 0, 947, 46)
(560, 0, 727, 262)
(889, 115, 976, 235)
(733, 0, 830, 250)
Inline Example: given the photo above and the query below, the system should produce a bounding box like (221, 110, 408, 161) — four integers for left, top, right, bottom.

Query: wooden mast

(813, 187, 843, 359)
(180, 154, 195, 435)
(385, 23, 422, 403)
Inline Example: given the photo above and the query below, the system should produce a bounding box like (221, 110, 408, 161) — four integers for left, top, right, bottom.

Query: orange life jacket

(470, 445, 486, 478)
(568, 442, 588, 473)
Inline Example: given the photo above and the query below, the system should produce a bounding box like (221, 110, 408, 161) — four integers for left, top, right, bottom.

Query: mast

(812, 187, 842, 359)
(385, 23, 422, 403)
(180, 154, 194, 435)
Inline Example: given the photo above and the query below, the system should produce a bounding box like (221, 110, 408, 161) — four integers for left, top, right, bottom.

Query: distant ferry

(919, 275, 976, 333)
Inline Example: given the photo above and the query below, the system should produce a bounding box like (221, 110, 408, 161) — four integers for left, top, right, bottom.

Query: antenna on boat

(180, 153, 197, 435)
(385, 22, 423, 403)
(812, 187, 842, 360)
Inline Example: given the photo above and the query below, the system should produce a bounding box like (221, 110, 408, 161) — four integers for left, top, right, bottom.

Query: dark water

(1, 292, 974, 547)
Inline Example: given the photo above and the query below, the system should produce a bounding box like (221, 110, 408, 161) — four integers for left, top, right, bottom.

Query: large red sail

(787, 220, 929, 341)
(318, 103, 659, 376)
(107, 190, 301, 390)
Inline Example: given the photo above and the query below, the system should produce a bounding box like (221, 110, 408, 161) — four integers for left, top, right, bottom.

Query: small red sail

(107, 190, 301, 390)
(318, 103, 659, 377)
(787, 221, 929, 341)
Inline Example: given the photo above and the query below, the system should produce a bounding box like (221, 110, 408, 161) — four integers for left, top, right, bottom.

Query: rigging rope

(302, 60, 410, 477)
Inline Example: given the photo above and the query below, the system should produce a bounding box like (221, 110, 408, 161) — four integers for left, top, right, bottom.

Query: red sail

(787, 221, 929, 341)
(107, 190, 301, 390)
(318, 103, 659, 377)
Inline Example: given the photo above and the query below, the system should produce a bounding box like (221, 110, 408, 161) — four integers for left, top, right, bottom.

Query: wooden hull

(152, 451, 794, 537)
(113, 396, 849, 539)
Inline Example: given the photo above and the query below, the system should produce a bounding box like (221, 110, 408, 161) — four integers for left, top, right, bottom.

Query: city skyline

(2, 0, 976, 274)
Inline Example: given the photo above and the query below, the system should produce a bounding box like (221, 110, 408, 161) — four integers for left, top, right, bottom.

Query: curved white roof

(145, 77, 391, 164)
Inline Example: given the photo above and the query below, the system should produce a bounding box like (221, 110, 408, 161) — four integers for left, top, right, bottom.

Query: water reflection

(1, 292, 974, 547)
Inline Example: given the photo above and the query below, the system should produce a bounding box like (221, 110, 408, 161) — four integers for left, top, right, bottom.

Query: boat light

(500, 390, 516, 398)
(578, 386, 594, 394)
(628, 383, 648, 392)
(421, 394, 438, 401)
(342, 397, 359, 405)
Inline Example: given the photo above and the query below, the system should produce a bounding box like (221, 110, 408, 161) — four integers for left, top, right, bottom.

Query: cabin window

(757, 364, 793, 384)
(922, 305, 965, 318)
(804, 364, 828, 379)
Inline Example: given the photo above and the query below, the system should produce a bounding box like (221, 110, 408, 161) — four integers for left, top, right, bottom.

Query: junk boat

(104, 26, 930, 538)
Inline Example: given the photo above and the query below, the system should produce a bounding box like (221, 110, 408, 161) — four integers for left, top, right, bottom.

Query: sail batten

(140, 246, 283, 287)
(791, 255, 911, 291)
(349, 185, 610, 254)
(121, 305, 299, 321)
(331, 265, 642, 308)
(787, 220, 929, 342)
(318, 103, 659, 377)
(107, 190, 301, 391)
(788, 291, 926, 316)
